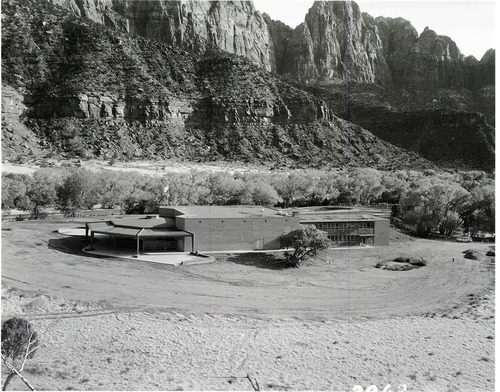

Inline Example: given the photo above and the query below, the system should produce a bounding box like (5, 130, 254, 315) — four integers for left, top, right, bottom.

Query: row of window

(328, 235, 360, 243)
(314, 221, 375, 230)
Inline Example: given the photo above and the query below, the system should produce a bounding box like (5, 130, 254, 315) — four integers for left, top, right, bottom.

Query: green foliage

(280, 225, 331, 267)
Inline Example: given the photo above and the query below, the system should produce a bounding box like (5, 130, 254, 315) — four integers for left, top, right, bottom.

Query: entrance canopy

(85, 219, 194, 255)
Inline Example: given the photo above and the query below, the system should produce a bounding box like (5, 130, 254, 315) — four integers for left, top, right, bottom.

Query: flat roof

(161, 206, 291, 219)
(299, 213, 388, 222)
(88, 222, 190, 238)
(110, 216, 174, 229)
(140, 229, 191, 238)
(289, 206, 389, 222)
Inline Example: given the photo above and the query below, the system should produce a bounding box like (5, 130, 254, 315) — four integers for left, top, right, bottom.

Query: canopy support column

(136, 228, 144, 258)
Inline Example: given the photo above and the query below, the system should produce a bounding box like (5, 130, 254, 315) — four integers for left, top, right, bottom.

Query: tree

(309, 172, 341, 205)
(245, 179, 281, 206)
(27, 169, 63, 219)
(380, 170, 410, 204)
(204, 172, 246, 205)
(461, 183, 495, 235)
(1, 177, 27, 210)
(1, 173, 33, 211)
(439, 211, 462, 237)
(349, 168, 384, 205)
(122, 189, 156, 214)
(98, 171, 135, 209)
(1, 318, 39, 391)
(399, 177, 470, 237)
(56, 169, 101, 216)
(272, 173, 313, 208)
(280, 225, 331, 267)
(163, 171, 211, 206)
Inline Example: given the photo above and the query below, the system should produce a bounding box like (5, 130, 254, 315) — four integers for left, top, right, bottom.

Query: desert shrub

(393, 256, 426, 266)
(2, 317, 39, 390)
(1, 318, 39, 362)
(280, 225, 331, 267)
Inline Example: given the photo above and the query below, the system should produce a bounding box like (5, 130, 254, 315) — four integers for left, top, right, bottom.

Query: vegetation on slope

(2, 0, 435, 170)
(3, 167, 494, 237)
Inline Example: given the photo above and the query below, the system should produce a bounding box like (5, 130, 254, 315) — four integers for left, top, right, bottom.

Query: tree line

(2, 167, 494, 237)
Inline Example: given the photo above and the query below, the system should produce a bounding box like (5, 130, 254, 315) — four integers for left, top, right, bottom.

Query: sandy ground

(1, 219, 495, 391)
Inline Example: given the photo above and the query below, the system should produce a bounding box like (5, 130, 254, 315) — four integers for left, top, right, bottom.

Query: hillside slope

(41, 0, 494, 105)
(1, 0, 435, 170)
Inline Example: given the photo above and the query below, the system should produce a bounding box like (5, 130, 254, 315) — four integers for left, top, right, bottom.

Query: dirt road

(2, 220, 494, 321)
(1, 219, 495, 391)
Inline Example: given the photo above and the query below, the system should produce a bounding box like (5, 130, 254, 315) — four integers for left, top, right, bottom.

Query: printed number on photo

(353, 385, 407, 392)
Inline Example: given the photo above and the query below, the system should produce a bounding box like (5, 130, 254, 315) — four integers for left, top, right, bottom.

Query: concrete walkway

(201, 245, 372, 254)
(59, 226, 213, 266)
(60, 226, 369, 265)
(82, 243, 214, 266)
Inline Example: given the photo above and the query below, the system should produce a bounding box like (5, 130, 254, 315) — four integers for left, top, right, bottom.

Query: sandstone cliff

(281, 1, 390, 84)
(1, 0, 435, 170)
(1, 0, 495, 171)
(49, 0, 277, 72)
(44, 0, 494, 93)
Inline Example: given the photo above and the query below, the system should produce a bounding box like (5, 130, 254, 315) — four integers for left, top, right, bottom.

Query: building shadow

(227, 253, 294, 270)
(48, 236, 108, 258)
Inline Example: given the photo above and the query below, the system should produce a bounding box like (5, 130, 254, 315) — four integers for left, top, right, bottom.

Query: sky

(253, 0, 495, 60)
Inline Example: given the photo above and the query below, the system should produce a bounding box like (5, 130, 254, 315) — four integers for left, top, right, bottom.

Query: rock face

(49, 0, 277, 72)
(48, 0, 130, 31)
(1, 0, 495, 171)
(44, 0, 494, 91)
(282, 2, 390, 84)
(128, 1, 276, 71)
(284, 3, 493, 93)
(353, 109, 495, 171)
(1, 0, 436, 170)
(389, 26, 463, 90)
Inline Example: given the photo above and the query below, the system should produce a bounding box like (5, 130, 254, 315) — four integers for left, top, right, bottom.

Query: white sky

(253, 0, 495, 60)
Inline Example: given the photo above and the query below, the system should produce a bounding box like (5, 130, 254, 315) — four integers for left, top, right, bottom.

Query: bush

(1, 317, 39, 362)
(280, 225, 331, 267)
(1, 317, 39, 390)
(393, 256, 427, 266)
